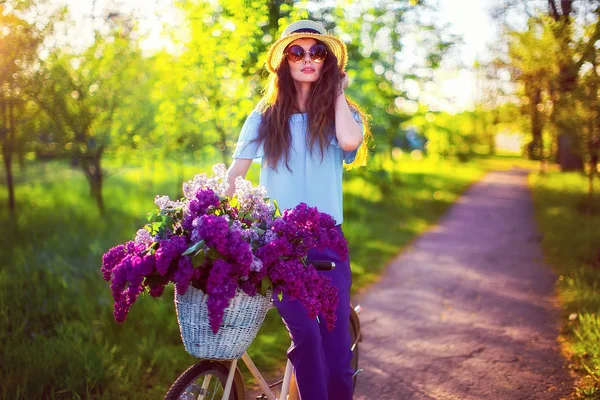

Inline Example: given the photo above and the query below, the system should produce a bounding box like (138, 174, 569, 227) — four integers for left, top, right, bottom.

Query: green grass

(0, 152, 525, 399)
(529, 171, 600, 398)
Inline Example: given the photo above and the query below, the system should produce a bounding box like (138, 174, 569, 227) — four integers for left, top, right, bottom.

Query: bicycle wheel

(163, 360, 245, 400)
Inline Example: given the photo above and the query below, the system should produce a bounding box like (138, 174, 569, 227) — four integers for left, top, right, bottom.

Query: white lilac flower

(154, 195, 183, 210)
(183, 173, 209, 200)
(234, 176, 273, 217)
(212, 163, 227, 179)
(211, 163, 230, 197)
(183, 164, 230, 200)
(135, 229, 152, 244)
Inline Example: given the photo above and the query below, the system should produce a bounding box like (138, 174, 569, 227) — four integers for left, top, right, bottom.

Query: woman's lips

(301, 68, 315, 74)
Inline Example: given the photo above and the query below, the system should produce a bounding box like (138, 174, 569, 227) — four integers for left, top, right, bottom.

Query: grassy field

(0, 152, 531, 399)
(529, 171, 600, 399)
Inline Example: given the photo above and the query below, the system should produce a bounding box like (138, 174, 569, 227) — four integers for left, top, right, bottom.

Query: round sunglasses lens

(286, 45, 305, 63)
(311, 44, 328, 62)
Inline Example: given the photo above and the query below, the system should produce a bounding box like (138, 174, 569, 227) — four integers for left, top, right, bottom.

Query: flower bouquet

(101, 164, 347, 359)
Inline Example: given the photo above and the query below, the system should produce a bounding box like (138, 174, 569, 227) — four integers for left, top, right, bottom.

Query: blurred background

(1, 0, 599, 398)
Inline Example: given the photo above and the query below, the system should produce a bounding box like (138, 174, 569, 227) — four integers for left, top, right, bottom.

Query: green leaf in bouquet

(206, 247, 224, 260)
(148, 222, 160, 236)
(192, 251, 206, 268)
(260, 276, 272, 296)
(278, 291, 283, 302)
(147, 208, 160, 222)
(141, 241, 159, 256)
(229, 195, 239, 208)
(183, 240, 205, 256)
(164, 215, 175, 227)
(240, 210, 253, 220)
(272, 199, 281, 217)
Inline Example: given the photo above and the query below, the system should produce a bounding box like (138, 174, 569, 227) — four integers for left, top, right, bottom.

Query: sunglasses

(284, 43, 328, 64)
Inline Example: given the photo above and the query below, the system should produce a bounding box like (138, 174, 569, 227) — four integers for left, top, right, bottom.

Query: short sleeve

(232, 110, 264, 162)
(340, 110, 365, 164)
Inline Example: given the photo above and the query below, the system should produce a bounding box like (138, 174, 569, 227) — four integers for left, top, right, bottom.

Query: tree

(26, 9, 148, 214)
(0, 0, 61, 216)
(493, 0, 600, 170)
(503, 16, 559, 160)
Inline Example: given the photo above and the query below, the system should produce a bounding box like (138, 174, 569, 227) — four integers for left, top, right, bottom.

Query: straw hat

(265, 19, 348, 74)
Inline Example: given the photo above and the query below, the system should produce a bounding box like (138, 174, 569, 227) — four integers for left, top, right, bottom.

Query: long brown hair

(253, 40, 371, 171)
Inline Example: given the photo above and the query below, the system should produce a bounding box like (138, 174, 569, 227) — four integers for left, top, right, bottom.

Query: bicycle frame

(195, 352, 290, 400)
(195, 303, 362, 400)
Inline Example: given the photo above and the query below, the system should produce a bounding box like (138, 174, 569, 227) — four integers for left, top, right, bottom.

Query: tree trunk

(549, 2, 584, 171)
(529, 87, 544, 160)
(17, 149, 26, 173)
(490, 111, 499, 155)
(2, 144, 15, 215)
(82, 151, 105, 216)
(216, 126, 231, 165)
(178, 152, 186, 197)
(2, 99, 16, 215)
(557, 134, 584, 171)
(91, 174, 104, 216)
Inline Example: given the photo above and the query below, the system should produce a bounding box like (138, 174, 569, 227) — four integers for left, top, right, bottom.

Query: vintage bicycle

(163, 260, 362, 400)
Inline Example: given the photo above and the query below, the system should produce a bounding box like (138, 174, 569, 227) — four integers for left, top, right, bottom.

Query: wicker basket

(174, 286, 272, 360)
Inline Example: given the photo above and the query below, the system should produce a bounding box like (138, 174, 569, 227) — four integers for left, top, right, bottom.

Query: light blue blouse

(231, 109, 364, 225)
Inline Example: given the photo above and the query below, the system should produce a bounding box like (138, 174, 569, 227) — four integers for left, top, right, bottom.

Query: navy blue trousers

(273, 226, 354, 400)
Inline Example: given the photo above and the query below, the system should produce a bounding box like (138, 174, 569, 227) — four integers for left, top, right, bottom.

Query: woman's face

(286, 38, 326, 84)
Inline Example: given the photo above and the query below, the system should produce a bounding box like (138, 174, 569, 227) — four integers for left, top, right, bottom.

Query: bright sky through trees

(47, 0, 498, 112)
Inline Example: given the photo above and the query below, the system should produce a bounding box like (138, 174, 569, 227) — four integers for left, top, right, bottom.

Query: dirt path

(352, 168, 574, 400)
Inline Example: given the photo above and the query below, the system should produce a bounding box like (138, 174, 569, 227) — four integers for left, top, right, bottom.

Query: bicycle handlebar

(308, 260, 336, 271)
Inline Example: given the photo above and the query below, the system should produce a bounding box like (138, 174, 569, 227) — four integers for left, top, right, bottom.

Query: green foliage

(498, 6, 600, 169)
(529, 171, 600, 396)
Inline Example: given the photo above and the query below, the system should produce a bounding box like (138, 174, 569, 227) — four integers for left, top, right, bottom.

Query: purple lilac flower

(173, 257, 194, 295)
(205, 259, 238, 333)
(189, 189, 220, 215)
(154, 236, 188, 276)
(195, 215, 229, 254)
(101, 164, 345, 334)
(149, 285, 164, 298)
(101, 244, 126, 281)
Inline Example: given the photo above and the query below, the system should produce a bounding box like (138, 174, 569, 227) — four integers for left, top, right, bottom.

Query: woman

(226, 19, 370, 400)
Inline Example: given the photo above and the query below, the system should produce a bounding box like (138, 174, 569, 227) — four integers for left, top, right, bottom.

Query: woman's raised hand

(337, 71, 349, 97)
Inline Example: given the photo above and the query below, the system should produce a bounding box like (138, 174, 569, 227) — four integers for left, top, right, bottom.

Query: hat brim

(265, 32, 348, 74)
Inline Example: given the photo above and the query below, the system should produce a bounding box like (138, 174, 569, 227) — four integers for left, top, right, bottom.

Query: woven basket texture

(174, 286, 271, 360)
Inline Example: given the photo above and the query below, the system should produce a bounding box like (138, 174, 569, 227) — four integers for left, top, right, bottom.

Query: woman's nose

(303, 51, 312, 63)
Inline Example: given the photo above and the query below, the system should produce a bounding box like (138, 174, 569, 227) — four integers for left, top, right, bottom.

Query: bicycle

(164, 260, 363, 400)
